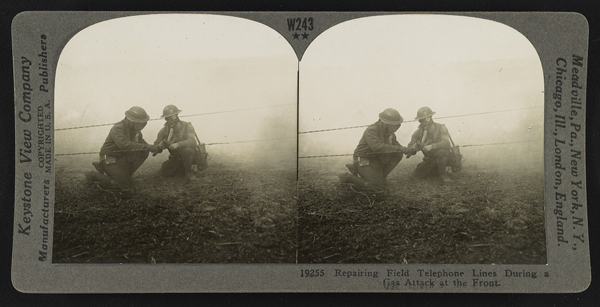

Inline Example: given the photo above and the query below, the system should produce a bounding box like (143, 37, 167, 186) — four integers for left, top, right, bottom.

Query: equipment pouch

(358, 157, 370, 167)
(193, 144, 209, 171)
(104, 155, 117, 165)
(450, 146, 462, 172)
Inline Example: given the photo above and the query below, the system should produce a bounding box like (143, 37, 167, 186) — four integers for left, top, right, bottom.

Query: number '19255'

(301, 269, 325, 277)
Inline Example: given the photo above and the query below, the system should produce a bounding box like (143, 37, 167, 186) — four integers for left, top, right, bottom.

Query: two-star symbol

(292, 32, 309, 40)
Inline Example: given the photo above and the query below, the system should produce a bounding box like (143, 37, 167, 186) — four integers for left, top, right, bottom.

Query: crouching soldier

(339, 108, 410, 190)
(85, 106, 158, 187)
(406, 106, 454, 183)
(153, 105, 200, 181)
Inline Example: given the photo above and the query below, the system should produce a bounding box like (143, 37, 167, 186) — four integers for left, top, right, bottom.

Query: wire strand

(56, 139, 541, 157)
(206, 136, 295, 145)
(299, 106, 543, 134)
(54, 106, 542, 156)
(55, 103, 295, 131)
(297, 139, 542, 159)
(55, 136, 296, 156)
(461, 140, 541, 148)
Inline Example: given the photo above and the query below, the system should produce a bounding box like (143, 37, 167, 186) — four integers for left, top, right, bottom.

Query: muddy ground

(298, 156, 546, 264)
(53, 154, 297, 263)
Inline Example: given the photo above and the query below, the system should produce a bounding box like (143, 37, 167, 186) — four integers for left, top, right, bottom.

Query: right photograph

(297, 15, 546, 264)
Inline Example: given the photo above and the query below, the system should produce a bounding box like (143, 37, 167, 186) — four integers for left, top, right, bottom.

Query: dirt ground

(53, 147, 546, 265)
(53, 154, 297, 263)
(297, 156, 547, 264)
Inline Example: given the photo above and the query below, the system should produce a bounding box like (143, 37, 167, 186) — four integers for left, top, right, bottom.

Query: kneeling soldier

(406, 106, 454, 183)
(153, 105, 200, 181)
(85, 106, 158, 186)
(339, 108, 410, 190)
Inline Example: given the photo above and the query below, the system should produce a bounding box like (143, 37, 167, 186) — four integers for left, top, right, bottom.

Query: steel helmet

(161, 105, 183, 118)
(379, 108, 403, 125)
(125, 106, 150, 123)
(415, 107, 436, 120)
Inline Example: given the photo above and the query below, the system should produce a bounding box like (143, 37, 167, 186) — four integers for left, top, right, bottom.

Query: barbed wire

(55, 152, 102, 157)
(297, 139, 542, 159)
(461, 140, 541, 148)
(55, 103, 295, 131)
(180, 104, 294, 119)
(298, 154, 354, 159)
(299, 106, 543, 134)
(206, 136, 294, 146)
(55, 136, 296, 156)
(56, 138, 540, 157)
(55, 105, 542, 157)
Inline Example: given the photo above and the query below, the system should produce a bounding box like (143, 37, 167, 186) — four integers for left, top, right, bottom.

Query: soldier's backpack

(448, 134, 463, 173)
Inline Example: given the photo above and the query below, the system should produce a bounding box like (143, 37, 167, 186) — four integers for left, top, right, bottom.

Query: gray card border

(12, 11, 589, 293)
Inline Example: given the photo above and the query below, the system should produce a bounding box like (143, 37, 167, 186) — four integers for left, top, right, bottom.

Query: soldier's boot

(85, 170, 115, 185)
(440, 173, 452, 183)
(85, 170, 95, 182)
(185, 171, 198, 181)
(92, 161, 104, 174)
(345, 163, 358, 176)
(338, 173, 351, 183)
(338, 173, 369, 188)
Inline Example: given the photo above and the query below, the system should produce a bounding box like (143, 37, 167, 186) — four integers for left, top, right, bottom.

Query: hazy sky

(299, 14, 544, 156)
(58, 14, 293, 65)
(55, 13, 544, 165)
(55, 14, 298, 156)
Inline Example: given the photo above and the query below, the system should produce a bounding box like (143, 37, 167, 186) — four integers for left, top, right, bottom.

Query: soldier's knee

(182, 147, 196, 155)
(432, 149, 446, 159)
(172, 147, 194, 157)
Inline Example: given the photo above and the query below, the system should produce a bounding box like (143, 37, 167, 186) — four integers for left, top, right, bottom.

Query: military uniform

(338, 107, 411, 190)
(86, 107, 155, 187)
(407, 121, 453, 178)
(154, 120, 198, 178)
(350, 120, 405, 188)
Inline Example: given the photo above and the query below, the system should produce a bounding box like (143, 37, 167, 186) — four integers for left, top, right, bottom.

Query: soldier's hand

(169, 142, 180, 150)
(152, 148, 164, 156)
(148, 145, 159, 154)
(423, 145, 434, 152)
(404, 147, 417, 158)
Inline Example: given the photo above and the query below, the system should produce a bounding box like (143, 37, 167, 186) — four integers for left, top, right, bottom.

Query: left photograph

(53, 14, 298, 263)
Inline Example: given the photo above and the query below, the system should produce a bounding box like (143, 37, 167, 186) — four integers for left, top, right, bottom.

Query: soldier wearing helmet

(339, 108, 411, 190)
(406, 106, 454, 183)
(85, 106, 159, 187)
(153, 105, 201, 181)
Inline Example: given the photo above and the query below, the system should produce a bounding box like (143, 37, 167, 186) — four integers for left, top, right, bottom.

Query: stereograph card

(11, 12, 589, 292)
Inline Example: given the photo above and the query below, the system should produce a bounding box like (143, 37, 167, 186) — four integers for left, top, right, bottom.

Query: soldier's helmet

(415, 106, 436, 120)
(161, 105, 183, 118)
(379, 108, 403, 125)
(125, 106, 150, 123)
